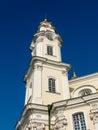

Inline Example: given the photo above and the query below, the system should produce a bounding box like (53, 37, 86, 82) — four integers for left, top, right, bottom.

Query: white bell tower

(30, 19, 62, 61)
(24, 19, 71, 105)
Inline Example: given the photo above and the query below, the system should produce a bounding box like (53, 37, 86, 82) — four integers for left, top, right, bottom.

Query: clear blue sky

(0, 0, 98, 129)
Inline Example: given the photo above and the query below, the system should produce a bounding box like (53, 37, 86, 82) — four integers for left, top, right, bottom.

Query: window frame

(48, 78, 56, 93)
(72, 112, 87, 130)
(73, 85, 96, 98)
(47, 45, 53, 56)
(79, 88, 92, 96)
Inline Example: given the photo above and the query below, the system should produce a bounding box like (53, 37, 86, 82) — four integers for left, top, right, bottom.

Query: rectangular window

(47, 46, 53, 55)
(73, 112, 86, 130)
(48, 78, 56, 93)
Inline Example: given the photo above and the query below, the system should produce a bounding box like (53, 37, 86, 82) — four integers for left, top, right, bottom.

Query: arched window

(73, 85, 96, 97)
(79, 89, 92, 96)
(48, 78, 56, 93)
(73, 112, 86, 130)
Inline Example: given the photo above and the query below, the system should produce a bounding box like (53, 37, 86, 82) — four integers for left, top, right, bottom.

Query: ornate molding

(53, 110, 67, 130)
(90, 112, 98, 124)
(55, 110, 64, 118)
(54, 120, 67, 130)
(33, 123, 45, 130)
(90, 103, 98, 112)
(62, 70, 67, 76)
(34, 64, 43, 71)
(27, 122, 33, 130)
(26, 121, 45, 130)
(94, 113, 98, 123)
(90, 103, 98, 124)
(69, 72, 98, 84)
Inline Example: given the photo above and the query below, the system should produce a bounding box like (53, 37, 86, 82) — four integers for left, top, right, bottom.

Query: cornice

(16, 93, 98, 129)
(33, 31, 63, 44)
(24, 56, 71, 82)
(16, 103, 48, 129)
(32, 56, 71, 68)
(52, 93, 98, 111)
(69, 72, 98, 84)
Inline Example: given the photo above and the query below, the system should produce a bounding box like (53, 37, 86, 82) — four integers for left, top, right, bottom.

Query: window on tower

(48, 78, 56, 93)
(47, 46, 53, 55)
(73, 112, 87, 130)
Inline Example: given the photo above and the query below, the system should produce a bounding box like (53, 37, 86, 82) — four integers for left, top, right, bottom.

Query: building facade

(16, 19, 98, 130)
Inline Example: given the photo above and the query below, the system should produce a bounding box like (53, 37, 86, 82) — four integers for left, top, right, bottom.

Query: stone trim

(69, 72, 98, 84)
(52, 93, 98, 111)
(24, 56, 71, 82)
(16, 104, 48, 129)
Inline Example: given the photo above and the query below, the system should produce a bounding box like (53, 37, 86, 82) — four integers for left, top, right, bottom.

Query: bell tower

(30, 19, 62, 61)
(24, 19, 71, 105)
(16, 19, 71, 130)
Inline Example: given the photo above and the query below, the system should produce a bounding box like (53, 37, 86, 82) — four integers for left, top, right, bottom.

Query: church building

(16, 19, 98, 130)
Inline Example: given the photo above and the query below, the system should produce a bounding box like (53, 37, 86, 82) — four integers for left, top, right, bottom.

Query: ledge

(46, 91, 61, 95)
(45, 54, 57, 57)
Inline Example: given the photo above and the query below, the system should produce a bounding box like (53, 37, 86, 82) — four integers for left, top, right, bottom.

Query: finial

(96, 88, 98, 92)
(72, 71, 77, 79)
(44, 18, 48, 22)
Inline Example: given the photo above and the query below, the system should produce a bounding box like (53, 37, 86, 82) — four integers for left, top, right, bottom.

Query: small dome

(38, 19, 56, 32)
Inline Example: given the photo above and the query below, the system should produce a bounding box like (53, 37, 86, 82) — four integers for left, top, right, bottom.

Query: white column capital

(34, 64, 43, 71)
(57, 41, 61, 47)
(62, 70, 67, 76)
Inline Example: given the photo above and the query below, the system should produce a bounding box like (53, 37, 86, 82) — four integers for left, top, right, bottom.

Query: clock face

(79, 89, 92, 96)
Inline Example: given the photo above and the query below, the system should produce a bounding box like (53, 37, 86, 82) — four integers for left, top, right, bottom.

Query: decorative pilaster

(57, 41, 62, 62)
(25, 80, 29, 104)
(36, 41, 43, 57)
(62, 70, 70, 99)
(32, 63, 43, 104)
